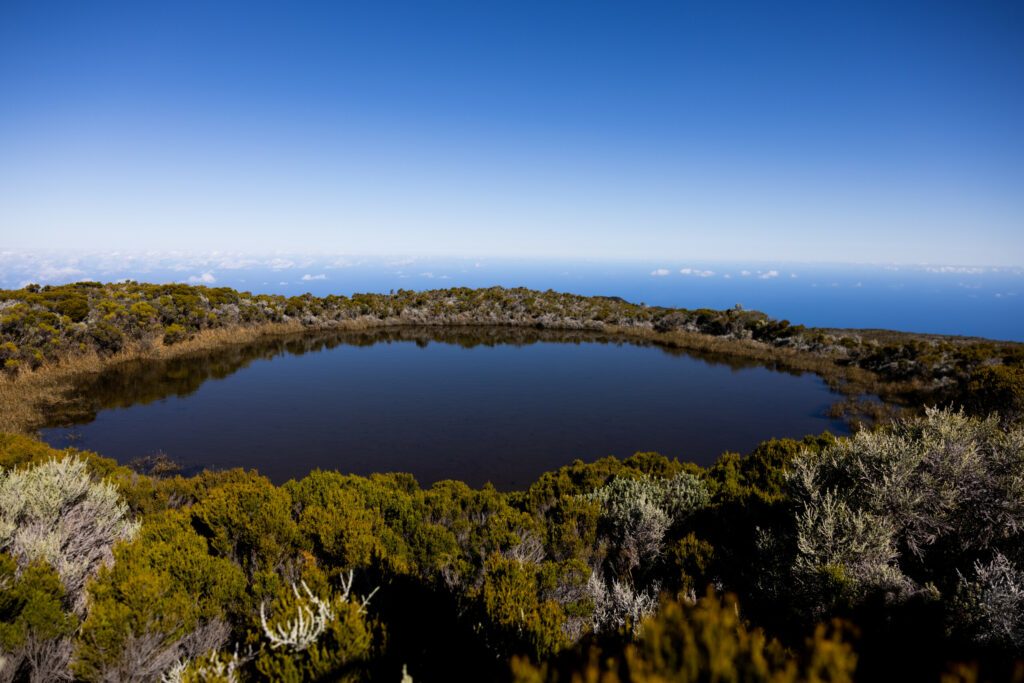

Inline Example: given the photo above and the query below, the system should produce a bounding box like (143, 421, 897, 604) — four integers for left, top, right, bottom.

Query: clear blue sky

(1, 1, 1022, 264)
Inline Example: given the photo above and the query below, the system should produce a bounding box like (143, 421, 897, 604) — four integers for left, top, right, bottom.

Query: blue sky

(1, 1, 1022, 265)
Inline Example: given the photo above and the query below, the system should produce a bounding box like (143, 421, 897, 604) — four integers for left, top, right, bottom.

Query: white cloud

(188, 271, 216, 284)
(325, 256, 359, 269)
(723, 273, 732, 279)
(740, 270, 752, 277)
(790, 273, 798, 278)
(758, 270, 779, 279)
(268, 258, 295, 271)
(217, 257, 260, 270)
(650, 268, 670, 277)
(679, 267, 715, 277)
(924, 265, 987, 274)
(301, 273, 326, 281)
(34, 265, 86, 282)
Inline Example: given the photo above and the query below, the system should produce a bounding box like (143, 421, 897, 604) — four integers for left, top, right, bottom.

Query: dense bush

(511, 590, 857, 683)
(0, 408, 1021, 680)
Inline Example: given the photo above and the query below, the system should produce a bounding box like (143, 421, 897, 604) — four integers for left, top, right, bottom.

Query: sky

(1, 1, 1023, 265)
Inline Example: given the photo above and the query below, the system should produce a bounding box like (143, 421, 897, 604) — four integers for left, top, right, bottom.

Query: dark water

(41, 328, 851, 489)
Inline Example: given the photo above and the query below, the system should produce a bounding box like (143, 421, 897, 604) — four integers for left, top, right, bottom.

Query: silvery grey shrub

(0, 456, 138, 613)
(584, 472, 710, 632)
(786, 408, 1024, 629)
(953, 553, 1024, 650)
(587, 471, 710, 574)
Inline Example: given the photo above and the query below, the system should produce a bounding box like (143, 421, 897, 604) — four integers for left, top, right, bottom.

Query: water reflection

(50, 327, 799, 427)
(43, 326, 845, 488)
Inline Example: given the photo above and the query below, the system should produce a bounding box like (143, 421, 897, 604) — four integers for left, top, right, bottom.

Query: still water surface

(42, 328, 851, 489)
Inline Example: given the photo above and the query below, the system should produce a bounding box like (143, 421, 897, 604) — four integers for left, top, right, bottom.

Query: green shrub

(511, 590, 857, 683)
(74, 510, 246, 681)
(163, 323, 189, 345)
(0, 555, 78, 681)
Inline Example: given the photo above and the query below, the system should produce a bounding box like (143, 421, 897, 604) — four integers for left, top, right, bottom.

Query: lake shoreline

(2, 281, 1021, 435)
(2, 316, 882, 436)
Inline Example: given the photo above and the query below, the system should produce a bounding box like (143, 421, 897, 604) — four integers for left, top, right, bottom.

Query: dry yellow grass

(0, 322, 306, 433)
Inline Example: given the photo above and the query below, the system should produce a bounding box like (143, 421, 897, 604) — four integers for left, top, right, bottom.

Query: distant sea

(2, 252, 1022, 341)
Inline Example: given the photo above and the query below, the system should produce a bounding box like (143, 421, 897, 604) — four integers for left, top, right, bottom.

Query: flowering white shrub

(581, 472, 710, 633)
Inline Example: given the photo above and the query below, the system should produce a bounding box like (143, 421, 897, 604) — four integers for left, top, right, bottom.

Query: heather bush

(786, 408, 1024, 663)
(511, 590, 857, 683)
(254, 571, 377, 682)
(0, 456, 138, 612)
(587, 472, 710, 575)
(0, 554, 78, 683)
(953, 553, 1024, 651)
(0, 403, 1019, 680)
(73, 511, 245, 682)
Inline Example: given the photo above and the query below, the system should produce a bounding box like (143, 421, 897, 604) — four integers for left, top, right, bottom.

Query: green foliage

(968, 364, 1024, 423)
(163, 323, 189, 345)
(192, 472, 299, 581)
(672, 532, 715, 595)
(0, 555, 78, 674)
(512, 590, 857, 683)
(254, 576, 375, 682)
(480, 556, 570, 659)
(74, 510, 246, 681)
(709, 434, 836, 501)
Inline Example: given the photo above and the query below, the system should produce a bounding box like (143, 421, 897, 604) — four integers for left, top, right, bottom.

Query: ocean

(2, 252, 1021, 340)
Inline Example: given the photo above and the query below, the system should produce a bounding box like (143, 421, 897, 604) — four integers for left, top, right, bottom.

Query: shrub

(0, 456, 138, 612)
(191, 473, 299, 581)
(587, 472, 710, 575)
(89, 320, 125, 354)
(512, 590, 857, 683)
(0, 554, 78, 682)
(586, 570, 660, 634)
(786, 408, 1024, 628)
(953, 553, 1024, 651)
(480, 556, 569, 660)
(254, 571, 377, 682)
(74, 511, 245, 682)
(163, 324, 189, 345)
